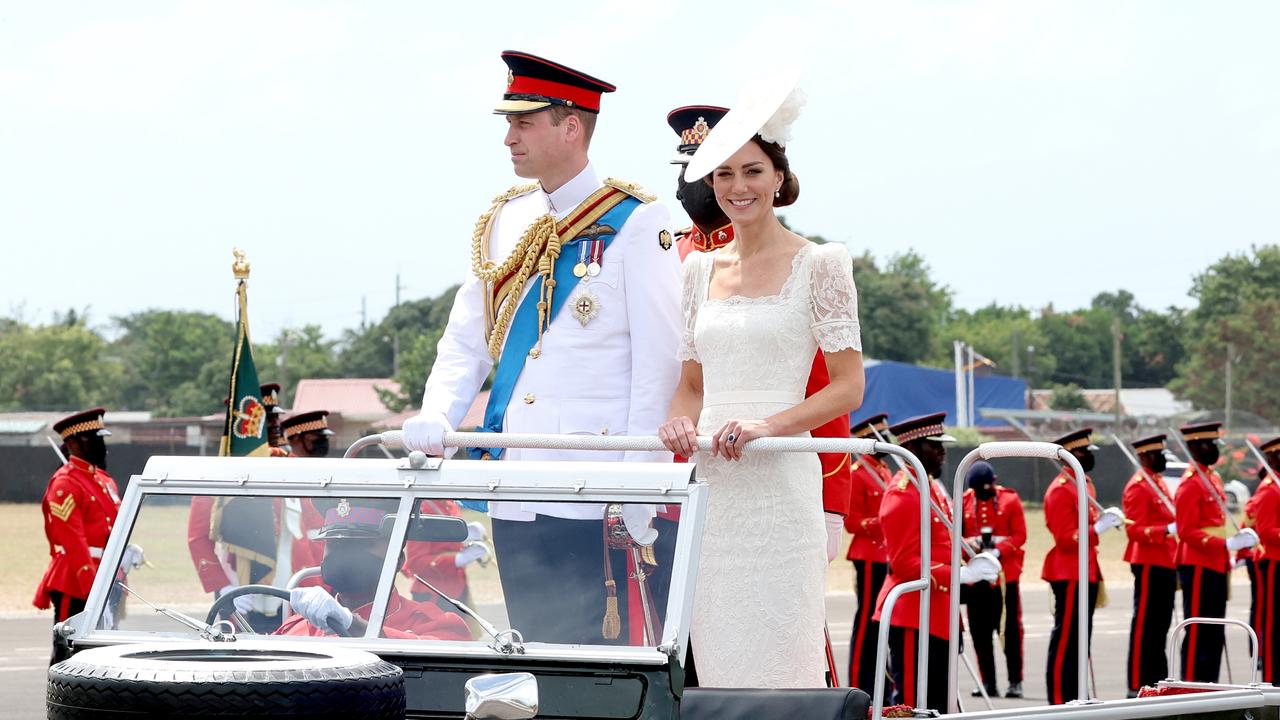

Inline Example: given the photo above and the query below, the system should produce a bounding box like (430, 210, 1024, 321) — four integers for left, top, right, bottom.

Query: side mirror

(406, 514, 469, 543)
(464, 672, 538, 720)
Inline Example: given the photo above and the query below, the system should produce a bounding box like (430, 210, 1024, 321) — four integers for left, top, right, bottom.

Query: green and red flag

(219, 250, 270, 457)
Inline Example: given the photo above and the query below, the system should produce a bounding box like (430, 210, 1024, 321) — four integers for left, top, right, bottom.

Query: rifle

(1167, 429, 1239, 533)
(1110, 434, 1176, 515)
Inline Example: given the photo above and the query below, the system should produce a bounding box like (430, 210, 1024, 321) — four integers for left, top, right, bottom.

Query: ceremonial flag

(219, 250, 270, 457)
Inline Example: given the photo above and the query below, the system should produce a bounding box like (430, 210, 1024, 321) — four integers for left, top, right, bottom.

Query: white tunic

(421, 164, 682, 521)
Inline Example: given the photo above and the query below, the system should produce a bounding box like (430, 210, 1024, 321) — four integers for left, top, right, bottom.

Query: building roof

(291, 378, 400, 422)
(1028, 387, 1190, 418)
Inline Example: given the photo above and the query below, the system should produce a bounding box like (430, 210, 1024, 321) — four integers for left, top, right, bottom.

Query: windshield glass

(100, 492, 680, 649)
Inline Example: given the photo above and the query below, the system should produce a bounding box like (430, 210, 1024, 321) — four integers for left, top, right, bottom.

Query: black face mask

(675, 173, 728, 232)
(1192, 442, 1220, 466)
(1075, 451, 1095, 473)
(321, 544, 383, 597)
(76, 435, 108, 471)
(974, 484, 996, 501)
(300, 435, 330, 458)
(1142, 452, 1168, 474)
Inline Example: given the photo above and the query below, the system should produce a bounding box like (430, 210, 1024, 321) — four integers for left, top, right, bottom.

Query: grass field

(2, 503, 1135, 615)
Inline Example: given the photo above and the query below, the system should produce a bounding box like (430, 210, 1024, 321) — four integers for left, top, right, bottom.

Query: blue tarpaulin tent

(848, 359, 1027, 428)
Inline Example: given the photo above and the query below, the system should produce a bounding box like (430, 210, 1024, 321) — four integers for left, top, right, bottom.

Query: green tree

(1171, 296, 1280, 421)
(853, 250, 951, 363)
(337, 287, 460, 379)
(112, 310, 235, 416)
(1186, 245, 1280, 331)
(255, 325, 340, 403)
(0, 320, 122, 411)
(377, 328, 445, 412)
(1049, 383, 1089, 411)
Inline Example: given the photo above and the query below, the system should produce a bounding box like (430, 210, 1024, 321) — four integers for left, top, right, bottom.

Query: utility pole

(954, 341, 967, 428)
(392, 271, 406, 377)
(1011, 328, 1021, 379)
(1112, 318, 1123, 432)
(361, 295, 367, 330)
(1225, 342, 1235, 433)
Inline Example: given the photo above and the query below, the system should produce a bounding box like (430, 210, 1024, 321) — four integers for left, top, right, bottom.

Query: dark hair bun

(775, 171, 800, 207)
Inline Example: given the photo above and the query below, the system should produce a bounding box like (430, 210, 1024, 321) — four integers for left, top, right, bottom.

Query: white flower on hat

(758, 87, 807, 148)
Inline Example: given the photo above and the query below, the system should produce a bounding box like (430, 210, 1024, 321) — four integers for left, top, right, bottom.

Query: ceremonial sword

(1110, 434, 1177, 515)
(1246, 440, 1280, 484)
(1167, 428, 1240, 533)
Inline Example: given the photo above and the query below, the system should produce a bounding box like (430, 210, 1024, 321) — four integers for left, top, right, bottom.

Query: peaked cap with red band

(495, 50, 616, 115)
(1052, 427, 1097, 452)
(889, 412, 954, 444)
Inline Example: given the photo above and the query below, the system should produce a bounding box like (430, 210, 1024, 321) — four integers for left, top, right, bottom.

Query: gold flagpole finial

(232, 248, 251, 280)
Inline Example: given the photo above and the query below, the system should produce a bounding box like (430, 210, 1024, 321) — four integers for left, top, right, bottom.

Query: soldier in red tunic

(1175, 422, 1257, 682)
(1121, 433, 1178, 696)
(34, 409, 120, 626)
(1042, 428, 1124, 705)
(282, 409, 335, 458)
(874, 413, 1000, 712)
(1250, 437, 1280, 682)
(844, 413, 892, 694)
(961, 460, 1027, 699)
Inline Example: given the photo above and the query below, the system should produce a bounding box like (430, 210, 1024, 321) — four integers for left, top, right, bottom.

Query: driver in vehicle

(276, 498, 471, 640)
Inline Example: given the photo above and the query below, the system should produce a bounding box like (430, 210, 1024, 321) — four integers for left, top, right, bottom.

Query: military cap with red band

(851, 413, 891, 440)
(1181, 421, 1224, 443)
(1052, 427, 1097, 452)
(495, 50, 616, 115)
(889, 412, 955, 444)
(282, 409, 335, 440)
(53, 407, 111, 440)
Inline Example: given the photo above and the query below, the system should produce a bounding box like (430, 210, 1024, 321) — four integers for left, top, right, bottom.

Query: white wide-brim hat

(682, 68, 804, 183)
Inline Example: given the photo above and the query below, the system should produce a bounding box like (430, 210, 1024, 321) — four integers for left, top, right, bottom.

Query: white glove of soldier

(455, 541, 492, 567)
(959, 551, 1001, 585)
(465, 521, 488, 543)
(1093, 507, 1124, 535)
(289, 586, 353, 633)
(121, 543, 146, 571)
(219, 584, 255, 615)
(402, 411, 455, 458)
(1227, 528, 1259, 552)
(621, 504, 658, 547)
(1167, 522, 1178, 536)
(825, 513, 844, 563)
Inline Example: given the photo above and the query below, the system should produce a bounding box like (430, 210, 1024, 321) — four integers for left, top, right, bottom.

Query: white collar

(544, 163, 600, 219)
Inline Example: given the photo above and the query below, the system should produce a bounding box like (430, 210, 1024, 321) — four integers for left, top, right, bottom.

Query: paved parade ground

(2, 580, 1257, 720)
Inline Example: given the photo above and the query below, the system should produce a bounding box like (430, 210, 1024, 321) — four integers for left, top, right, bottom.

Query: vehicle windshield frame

(72, 455, 704, 666)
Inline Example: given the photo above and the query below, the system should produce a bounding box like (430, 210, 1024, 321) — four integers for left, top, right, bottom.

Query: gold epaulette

(491, 182, 539, 205)
(897, 476, 910, 491)
(603, 177, 655, 203)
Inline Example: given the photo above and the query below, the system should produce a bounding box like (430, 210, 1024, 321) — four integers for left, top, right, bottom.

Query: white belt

(702, 390, 803, 408)
(54, 545, 104, 558)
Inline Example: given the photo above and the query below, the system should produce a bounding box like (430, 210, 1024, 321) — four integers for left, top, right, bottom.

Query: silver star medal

(571, 290, 600, 327)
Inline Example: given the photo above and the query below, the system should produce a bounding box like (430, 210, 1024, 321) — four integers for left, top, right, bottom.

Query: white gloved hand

(959, 551, 1001, 585)
(219, 584, 255, 615)
(121, 543, 146, 571)
(825, 513, 844, 563)
(402, 411, 454, 457)
(466, 521, 488, 543)
(1167, 522, 1178, 535)
(1093, 507, 1124, 535)
(1227, 528, 1259, 552)
(621, 504, 658, 547)
(289, 586, 353, 633)
(455, 541, 492, 567)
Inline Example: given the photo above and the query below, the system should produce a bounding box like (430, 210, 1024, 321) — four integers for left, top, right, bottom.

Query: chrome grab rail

(1166, 617, 1260, 686)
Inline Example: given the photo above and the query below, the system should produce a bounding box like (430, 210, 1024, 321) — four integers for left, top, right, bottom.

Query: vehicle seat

(680, 687, 870, 720)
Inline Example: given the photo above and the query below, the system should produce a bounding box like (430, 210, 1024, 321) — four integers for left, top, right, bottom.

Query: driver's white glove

(219, 584, 255, 615)
(825, 513, 844, 563)
(455, 541, 491, 567)
(1093, 507, 1124, 535)
(959, 551, 1001, 585)
(621, 504, 658, 547)
(402, 411, 455, 458)
(121, 543, 146, 571)
(1227, 528, 1259, 552)
(466, 521, 488, 543)
(289, 586, 353, 633)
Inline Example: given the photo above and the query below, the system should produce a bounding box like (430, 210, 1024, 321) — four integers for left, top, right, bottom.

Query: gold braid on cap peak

(471, 183, 556, 359)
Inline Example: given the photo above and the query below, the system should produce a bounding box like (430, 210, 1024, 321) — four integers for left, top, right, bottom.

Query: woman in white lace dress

(658, 81, 865, 688)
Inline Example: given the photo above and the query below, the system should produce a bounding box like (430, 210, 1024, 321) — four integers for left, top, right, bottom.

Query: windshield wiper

(116, 581, 236, 642)
(411, 573, 524, 655)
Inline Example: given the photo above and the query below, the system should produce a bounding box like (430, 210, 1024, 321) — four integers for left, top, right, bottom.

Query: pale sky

(2, 1, 1277, 341)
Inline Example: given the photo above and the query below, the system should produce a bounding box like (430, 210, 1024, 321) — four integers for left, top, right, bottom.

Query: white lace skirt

(690, 398, 827, 688)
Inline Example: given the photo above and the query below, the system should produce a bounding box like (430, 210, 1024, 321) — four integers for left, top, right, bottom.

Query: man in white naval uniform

(402, 50, 681, 644)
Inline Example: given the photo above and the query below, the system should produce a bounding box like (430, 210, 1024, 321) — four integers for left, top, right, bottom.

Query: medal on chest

(571, 289, 600, 326)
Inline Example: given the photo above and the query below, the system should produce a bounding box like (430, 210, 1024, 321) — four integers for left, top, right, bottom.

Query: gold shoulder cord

(603, 177, 656, 203)
(470, 183, 556, 359)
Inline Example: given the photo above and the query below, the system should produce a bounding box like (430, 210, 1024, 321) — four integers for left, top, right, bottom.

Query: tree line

(2, 244, 1277, 423)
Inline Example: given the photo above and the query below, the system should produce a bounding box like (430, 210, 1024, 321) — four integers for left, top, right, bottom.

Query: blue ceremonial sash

(468, 195, 641, 466)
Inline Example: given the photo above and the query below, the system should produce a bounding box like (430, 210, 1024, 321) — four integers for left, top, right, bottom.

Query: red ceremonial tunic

(1174, 463, 1231, 573)
(845, 455, 891, 562)
(1041, 469, 1102, 583)
(1122, 470, 1177, 568)
(677, 224, 853, 516)
(961, 485, 1027, 582)
(187, 496, 325, 593)
(402, 499, 468, 598)
(275, 589, 471, 640)
(1249, 475, 1280, 561)
(873, 469, 954, 640)
(34, 457, 120, 608)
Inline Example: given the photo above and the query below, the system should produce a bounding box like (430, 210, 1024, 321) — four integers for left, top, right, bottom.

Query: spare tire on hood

(47, 641, 404, 719)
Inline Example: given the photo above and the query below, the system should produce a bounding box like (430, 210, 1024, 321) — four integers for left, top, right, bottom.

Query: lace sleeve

(677, 252, 703, 362)
(809, 243, 862, 353)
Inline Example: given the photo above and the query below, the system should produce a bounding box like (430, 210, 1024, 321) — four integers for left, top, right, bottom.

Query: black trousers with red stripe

(1045, 580, 1098, 705)
(965, 580, 1023, 688)
(1127, 564, 1177, 692)
(888, 626, 949, 713)
(1256, 559, 1280, 683)
(1178, 564, 1227, 682)
(848, 559, 889, 697)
